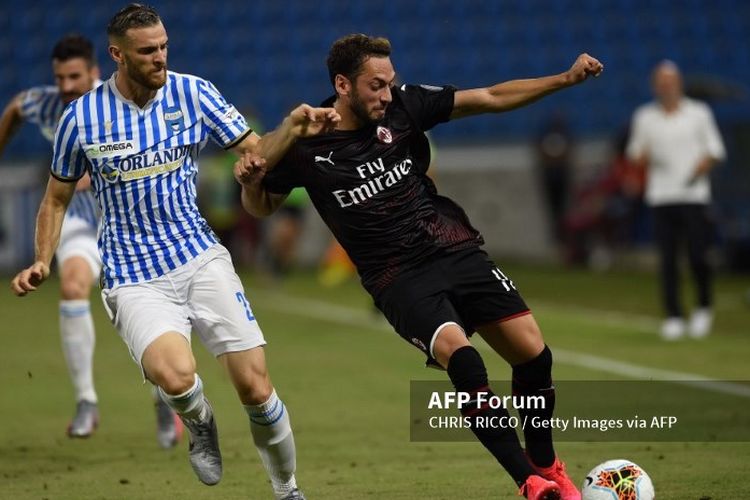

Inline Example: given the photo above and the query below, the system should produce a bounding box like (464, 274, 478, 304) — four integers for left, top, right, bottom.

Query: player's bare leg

(142, 324, 183, 449)
(477, 315, 579, 500)
(143, 333, 221, 485)
(221, 347, 304, 500)
(59, 256, 98, 438)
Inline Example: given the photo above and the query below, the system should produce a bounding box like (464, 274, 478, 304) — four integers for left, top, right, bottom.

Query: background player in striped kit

(11, 4, 338, 499)
(237, 34, 603, 500)
(0, 34, 183, 445)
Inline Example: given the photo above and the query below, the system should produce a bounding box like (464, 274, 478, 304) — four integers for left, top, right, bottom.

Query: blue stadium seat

(2, 0, 749, 157)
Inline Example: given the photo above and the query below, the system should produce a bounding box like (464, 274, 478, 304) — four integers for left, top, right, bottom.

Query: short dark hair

(51, 34, 96, 65)
(107, 3, 161, 39)
(327, 34, 391, 88)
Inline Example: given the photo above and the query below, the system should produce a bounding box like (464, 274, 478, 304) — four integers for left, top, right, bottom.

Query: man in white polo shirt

(627, 60, 726, 340)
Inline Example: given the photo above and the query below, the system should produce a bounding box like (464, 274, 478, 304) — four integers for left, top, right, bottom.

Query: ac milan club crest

(376, 126, 393, 144)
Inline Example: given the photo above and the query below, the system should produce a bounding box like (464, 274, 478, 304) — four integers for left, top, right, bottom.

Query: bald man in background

(627, 60, 726, 340)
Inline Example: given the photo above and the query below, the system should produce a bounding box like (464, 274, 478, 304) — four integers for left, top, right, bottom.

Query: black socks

(512, 345, 555, 468)
(446, 346, 535, 486)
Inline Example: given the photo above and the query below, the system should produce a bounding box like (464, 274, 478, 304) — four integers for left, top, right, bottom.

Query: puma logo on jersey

(315, 151, 334, 166)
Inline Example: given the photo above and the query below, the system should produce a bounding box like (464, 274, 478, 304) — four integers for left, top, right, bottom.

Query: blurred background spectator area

(1, 0, 748, 270)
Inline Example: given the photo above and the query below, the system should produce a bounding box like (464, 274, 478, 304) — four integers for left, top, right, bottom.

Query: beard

(60, 78, 95, 105)
(125, 56, 167, 90)
(350, 88, 385, 126)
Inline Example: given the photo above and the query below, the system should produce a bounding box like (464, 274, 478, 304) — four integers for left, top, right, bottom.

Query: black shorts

(372, 247, 530, 364)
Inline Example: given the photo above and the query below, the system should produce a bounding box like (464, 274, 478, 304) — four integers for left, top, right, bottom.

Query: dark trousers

(652, 204, 713, 318)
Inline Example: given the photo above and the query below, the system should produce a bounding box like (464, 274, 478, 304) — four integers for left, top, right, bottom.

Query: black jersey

(264, 84, 483, 293)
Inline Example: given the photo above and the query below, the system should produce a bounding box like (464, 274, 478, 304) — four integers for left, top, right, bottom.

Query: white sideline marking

(255, 291, 750, 399)
(531, 301, 660, 333)
(551, 349, 750, 398)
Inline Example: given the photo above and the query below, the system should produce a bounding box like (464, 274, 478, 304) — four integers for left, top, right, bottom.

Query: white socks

(59, 300, 97, 403)
(160, 378, 297, 497)
(245, 390, 298, 498)
(158, 374, 211, 423)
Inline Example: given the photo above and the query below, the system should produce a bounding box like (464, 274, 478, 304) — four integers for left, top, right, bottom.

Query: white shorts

(56, 214, 101, 280)
(101, 244, 266, 371)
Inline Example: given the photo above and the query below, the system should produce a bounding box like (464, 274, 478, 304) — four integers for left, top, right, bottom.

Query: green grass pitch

(1, 262, 748, 499)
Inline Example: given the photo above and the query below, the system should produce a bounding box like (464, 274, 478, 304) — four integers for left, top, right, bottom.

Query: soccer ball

(581, 459, 655, 500)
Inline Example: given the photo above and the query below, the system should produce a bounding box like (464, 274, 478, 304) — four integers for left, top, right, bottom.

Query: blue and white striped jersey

(51, 71, 251, 289)
(21, 85, 101, 227)
(20, 86, 67, 143)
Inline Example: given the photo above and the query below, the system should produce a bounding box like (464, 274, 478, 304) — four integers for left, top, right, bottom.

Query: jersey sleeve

(18, 86, 47, 123)
(197, 79, 252, 149)
(396, 84, 456, 131)
(262, 146, 305, 195)
(50, 103, 87, 182)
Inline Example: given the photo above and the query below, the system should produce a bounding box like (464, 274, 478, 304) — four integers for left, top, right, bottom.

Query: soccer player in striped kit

(11, 4, 338, 498)
(0, 34, 186, 444)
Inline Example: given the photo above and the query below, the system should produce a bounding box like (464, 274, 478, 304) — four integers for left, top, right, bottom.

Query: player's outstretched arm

(230, 104, 338, 217)
(233, 151, 288, 217)
(230, 105, 339, 171)
(10, 177, 76, 296)
(450, 53, 603, 120)
(252, 104, 340, 172)
(0, 93, 25, 157)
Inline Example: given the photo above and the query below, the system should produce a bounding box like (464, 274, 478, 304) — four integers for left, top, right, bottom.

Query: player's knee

(504, 315, 546, 360)
(148, 360, 196, 395)
(236, 376, 273, 405)
(432, 324, 471, 368)
(513, 344, 553, 388)
(60, 258, 93, 299)
(524, 323, 546, 356)
(60, 278, 89, 300)
(446, 345, 488, 393)
(158, 370, 196, 395)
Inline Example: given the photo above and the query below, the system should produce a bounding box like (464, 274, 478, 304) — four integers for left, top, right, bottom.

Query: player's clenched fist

(288, 104, 341, 138)
(10, 261, 50, 296)
(566, 53, 604, 84)
(234, 151, 268, 187)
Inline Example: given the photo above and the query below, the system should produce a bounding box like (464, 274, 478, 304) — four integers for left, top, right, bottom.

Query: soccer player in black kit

(235, 34, 603, 500)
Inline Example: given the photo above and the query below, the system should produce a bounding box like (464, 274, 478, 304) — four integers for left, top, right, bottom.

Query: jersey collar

(108, 72, 165, 113)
